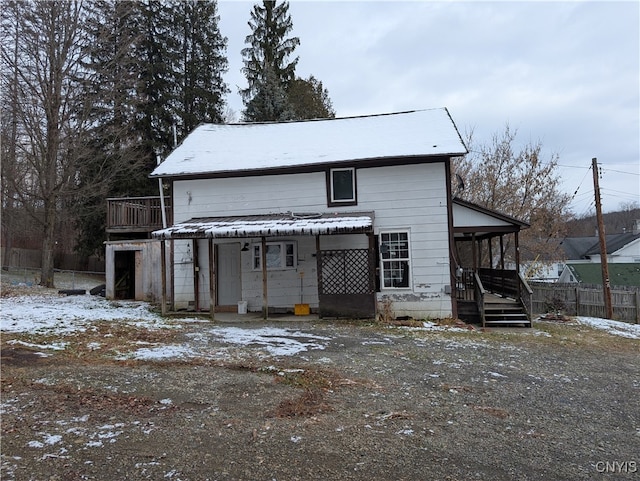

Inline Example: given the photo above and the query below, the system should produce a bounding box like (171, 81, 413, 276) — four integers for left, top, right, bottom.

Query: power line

(600, 167, 640, 176)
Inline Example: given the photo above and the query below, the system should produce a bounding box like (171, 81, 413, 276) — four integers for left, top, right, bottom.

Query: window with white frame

(328, 167, 357, 205)
(379, 232, 410, 288)
(252, 242, 297, 270)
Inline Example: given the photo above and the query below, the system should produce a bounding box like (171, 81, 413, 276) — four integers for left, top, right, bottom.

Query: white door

(217, 243, 241, 307)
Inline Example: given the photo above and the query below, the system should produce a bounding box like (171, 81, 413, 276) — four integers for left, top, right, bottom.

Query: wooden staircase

(455, 268, 532, 328)
(483, 294, 531, 327)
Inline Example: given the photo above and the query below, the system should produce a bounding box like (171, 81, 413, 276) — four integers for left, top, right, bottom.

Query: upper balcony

(106, 196, 172, 236)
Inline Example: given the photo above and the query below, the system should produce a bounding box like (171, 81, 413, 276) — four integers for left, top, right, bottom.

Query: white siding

(170, 162, 453, 318)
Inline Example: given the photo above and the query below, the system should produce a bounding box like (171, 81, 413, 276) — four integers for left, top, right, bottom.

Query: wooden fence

(530, 282, 640, 324)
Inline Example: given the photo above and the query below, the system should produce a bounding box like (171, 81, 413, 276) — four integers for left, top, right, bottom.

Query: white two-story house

(106, 108, 531, 326)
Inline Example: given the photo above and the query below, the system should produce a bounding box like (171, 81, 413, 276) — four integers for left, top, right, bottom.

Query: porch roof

(152, 212, 374, 239)
(452, 198, 529, 239)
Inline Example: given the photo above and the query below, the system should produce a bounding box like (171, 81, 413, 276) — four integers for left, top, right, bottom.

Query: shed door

(318, 248, 376, 318)
(217, 243, 241, 307)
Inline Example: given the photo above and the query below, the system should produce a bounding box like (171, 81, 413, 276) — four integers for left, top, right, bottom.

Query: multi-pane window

(328, 167, 356, 205)
(379, 232, 410, 288)
(253, 242, 296, 270)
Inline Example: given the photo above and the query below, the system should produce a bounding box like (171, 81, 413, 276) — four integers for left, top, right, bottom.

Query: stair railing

(474, 271, 486, 327)
(518, 273, 533, 322)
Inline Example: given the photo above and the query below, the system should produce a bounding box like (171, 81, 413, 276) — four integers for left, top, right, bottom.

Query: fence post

(575, 287, 580, 317)
(636, 290, 639, 324)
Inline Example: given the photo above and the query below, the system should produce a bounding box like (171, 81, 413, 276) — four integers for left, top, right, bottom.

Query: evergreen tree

(76, 0, 229, 257)
(288, 75, 335, 120)
(75, 0, 151, 257)
(178, 0, 229, 134)
(241, 0, 299, 121)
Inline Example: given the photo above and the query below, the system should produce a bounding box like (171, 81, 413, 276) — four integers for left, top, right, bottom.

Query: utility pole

(592, 158, 613, 319)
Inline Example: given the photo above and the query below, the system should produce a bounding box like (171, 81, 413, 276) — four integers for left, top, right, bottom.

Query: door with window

(217, 243, 241, 308)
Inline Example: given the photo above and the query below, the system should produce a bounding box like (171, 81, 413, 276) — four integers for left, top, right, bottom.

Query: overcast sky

(217, 1, 639, 216)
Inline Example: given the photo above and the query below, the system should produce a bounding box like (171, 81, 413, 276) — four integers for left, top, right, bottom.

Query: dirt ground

(1, 277, 639, 481)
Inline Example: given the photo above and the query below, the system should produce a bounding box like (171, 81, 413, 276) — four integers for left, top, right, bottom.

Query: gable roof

(452, 198, 529, 238)
(561, 233, 640, 259)
(563, 263, 640, 287)
(583, 233, 640, 256)
(150, 108, 467, 179)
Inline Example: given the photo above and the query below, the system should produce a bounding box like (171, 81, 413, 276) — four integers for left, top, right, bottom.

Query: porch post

(315, 235, 322, 318)
(515, 231, 521, 298)
(368, 233, 379, 319)
(500, 235, 505, 294)
(261, 236, 268, 320)
(170, 240, 175, 311)
(472, 233, 477, 270)
(209, 239, 215, 320)
(193, 239, 200, 311)
(161, 239, 167, 316)
(488, 238, 493, 270)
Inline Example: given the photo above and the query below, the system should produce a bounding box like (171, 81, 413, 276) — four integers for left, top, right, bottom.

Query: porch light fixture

(241, 243, 250, 251)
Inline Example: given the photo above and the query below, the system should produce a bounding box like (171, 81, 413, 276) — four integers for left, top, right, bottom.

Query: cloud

(218, 0, 639, 213)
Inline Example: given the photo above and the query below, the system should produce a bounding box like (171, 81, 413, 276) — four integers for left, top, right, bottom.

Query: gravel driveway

(1, 287, 639, 480)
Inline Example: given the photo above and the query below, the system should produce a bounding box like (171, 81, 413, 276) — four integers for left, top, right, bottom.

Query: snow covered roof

(152, 212, 374, 239)
(150, 108, 467, 178)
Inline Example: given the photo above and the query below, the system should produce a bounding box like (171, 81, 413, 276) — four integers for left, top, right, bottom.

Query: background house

(558, 263, 640, 287)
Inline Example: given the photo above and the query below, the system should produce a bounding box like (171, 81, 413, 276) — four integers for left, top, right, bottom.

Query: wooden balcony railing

(107, 196, 171, 233)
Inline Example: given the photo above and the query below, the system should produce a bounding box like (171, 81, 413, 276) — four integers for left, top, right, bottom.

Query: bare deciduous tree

(453, 125, 572, 266)
(1, 1, 93, 286)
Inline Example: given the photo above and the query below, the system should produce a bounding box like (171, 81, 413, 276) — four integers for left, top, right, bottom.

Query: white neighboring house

(106, 109, 531, 323)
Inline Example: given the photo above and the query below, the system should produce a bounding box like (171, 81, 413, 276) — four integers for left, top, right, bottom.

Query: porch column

(261, 236, 268, 320)
(472, 233, 477, 270)
(193, 239, 200, 312)
(515, 231, 521, 298)
(500, 235, 505, 294)
(488, 238, 493, 270)
(170, 240, 175, 312)
(209, 239, 215, 320)
(315, 235, 322, 318)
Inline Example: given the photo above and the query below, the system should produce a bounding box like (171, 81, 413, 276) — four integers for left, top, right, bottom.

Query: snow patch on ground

(577, 316, 640, 339)
(206, 326, 331, 356)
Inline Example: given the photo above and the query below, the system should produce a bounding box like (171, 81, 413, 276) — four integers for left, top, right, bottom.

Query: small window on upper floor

(327, 168, 357, 206)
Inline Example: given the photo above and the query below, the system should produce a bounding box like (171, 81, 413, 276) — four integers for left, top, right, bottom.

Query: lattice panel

(319, 249, 374, 295)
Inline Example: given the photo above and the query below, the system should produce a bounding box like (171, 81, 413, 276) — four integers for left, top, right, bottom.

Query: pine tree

(241, 0, 300, 121)
(288, 75, 335, 120)
(75, 0, 152, 257)
(76, 0, 229, 257)
(177, 0, 229, 135)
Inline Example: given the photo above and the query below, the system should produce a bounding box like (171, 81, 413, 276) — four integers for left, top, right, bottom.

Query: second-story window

(327, 167, 357, 206)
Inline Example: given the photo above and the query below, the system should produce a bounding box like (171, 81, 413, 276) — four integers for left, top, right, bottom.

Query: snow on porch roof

(152, 212, 375, 239)
(150, 108, 467, 178)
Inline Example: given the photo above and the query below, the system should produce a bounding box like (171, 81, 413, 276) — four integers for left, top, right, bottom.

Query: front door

(217, 243, 242, 309)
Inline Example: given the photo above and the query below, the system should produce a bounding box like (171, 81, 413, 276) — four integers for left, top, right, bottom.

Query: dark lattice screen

(319, 249, 374, 295)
